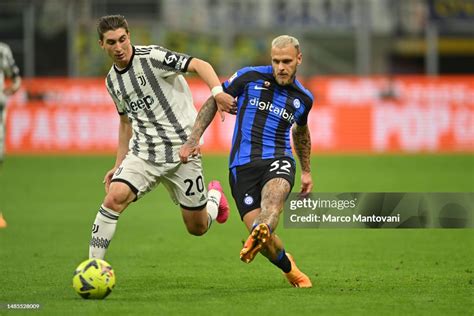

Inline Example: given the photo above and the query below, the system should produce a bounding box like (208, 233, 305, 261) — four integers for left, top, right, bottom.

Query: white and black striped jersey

(105, 45, 197, 163)
(0, 42, 20, 103)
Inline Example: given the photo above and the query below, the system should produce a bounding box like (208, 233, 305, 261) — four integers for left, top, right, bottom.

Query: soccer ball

(72, 258, 116, 299)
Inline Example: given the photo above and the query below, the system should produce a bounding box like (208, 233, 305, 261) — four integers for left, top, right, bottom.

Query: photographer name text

(289, 213, 401, 223)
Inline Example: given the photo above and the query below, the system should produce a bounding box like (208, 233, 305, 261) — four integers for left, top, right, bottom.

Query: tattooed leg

(256, 177, 291, 229)
(255, 178, 291, 260)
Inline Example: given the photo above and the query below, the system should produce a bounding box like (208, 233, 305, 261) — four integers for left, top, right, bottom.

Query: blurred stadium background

(1, 0, 473, 155)
(0, 0, 473, 314)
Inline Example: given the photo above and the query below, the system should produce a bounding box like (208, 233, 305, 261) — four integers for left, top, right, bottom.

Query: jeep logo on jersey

(125, 95, 154, 113)
(249, 97, 295, 123)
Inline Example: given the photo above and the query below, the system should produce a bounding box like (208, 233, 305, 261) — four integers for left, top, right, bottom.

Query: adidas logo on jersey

(250, 97, 295, 123)
(125, 95, 155, 113)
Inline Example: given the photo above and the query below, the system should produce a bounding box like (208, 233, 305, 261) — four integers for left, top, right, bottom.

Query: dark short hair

(97, 15, 129, 41)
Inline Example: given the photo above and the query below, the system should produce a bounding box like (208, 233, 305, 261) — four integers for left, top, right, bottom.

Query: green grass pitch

(0, 154, 472, 315)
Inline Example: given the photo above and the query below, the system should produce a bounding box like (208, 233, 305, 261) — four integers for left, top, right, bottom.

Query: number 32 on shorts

(184, 176, 205, 196)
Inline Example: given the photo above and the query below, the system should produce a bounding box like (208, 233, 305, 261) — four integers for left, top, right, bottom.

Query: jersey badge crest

(244, 194, 254, 206)
(293, 98, 301, 109)
(137, 74, 146, 86)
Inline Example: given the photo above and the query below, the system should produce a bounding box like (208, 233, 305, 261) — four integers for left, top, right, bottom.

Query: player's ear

(98, 40, 104, 49)
(297, 53, 302, 65)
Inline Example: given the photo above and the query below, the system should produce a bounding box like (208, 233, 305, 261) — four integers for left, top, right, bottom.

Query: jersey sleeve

(222, 67, 255, 98)
(295, 94, 314, 126)
(149, 46, 193, 76)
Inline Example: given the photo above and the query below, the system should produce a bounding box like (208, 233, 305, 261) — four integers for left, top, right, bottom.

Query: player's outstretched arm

(187, 58, 236, 120)
(292, 124, 313, 195)
(179, 96, 217, 163)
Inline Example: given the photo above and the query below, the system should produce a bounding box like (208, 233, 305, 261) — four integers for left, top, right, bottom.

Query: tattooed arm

(179, 96, 218, 163)
(292, 124, 313, 195)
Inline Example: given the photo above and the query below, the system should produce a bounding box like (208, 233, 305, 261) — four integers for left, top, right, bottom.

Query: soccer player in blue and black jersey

(180, 35, 313, 288)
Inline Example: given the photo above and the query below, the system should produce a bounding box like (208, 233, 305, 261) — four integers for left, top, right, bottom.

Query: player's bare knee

(103, 182, 136, 212)
(103, 191, 129, 213)
(186, 223, 208, 236)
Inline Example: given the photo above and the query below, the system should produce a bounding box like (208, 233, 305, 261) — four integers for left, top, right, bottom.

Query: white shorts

(111, 153, 208, 209)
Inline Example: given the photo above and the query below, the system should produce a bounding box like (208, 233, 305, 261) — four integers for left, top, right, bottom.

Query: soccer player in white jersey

(89, 15, 236, 260)
(0, 42, 21, 164)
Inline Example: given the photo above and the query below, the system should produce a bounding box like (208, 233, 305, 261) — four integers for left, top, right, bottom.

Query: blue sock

(270, 249, 291, 273)
(252, 223, 272, 233)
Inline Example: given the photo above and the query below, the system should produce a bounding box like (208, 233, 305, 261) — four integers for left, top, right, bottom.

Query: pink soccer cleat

(208, 180, 230, 223)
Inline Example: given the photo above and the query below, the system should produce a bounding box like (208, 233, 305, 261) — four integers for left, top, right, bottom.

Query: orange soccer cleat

(240, 223, 271, 263)
(284, 253, 312, 288)
(0, 212, 7, 228)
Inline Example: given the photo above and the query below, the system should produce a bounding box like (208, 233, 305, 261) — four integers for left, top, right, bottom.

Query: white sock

(206, 189, 221, 221)
(89, 205, 120, 259)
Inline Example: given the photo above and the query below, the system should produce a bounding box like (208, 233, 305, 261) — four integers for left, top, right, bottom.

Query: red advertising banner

(307, 76, 473, 153)
(5, 77, 474, 154)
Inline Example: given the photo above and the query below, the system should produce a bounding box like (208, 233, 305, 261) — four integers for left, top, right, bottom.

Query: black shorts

(229, 157, 296, 220)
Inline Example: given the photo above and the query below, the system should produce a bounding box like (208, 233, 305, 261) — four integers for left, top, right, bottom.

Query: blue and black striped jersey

(223, 65, 313, 169)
